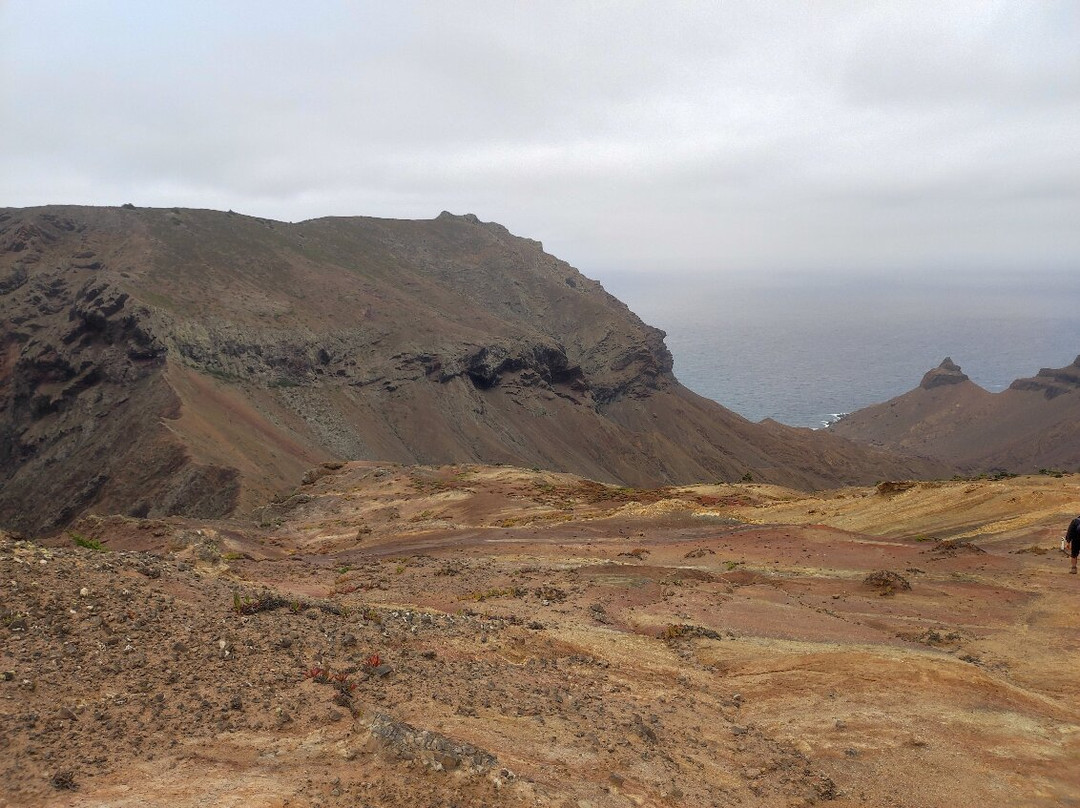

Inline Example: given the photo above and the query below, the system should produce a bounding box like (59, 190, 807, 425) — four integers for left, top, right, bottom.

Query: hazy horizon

(600, 268, 1080, 426)
(2, 1, 1078, 279)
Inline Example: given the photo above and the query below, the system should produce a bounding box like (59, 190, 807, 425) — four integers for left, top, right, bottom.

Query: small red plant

(302, 665, 358, 700)
(366, 653, 381, 668)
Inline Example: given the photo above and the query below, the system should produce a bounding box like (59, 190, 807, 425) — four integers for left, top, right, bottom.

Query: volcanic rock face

(919, 356, 969, 389)
(0, 212, 239, 534)
(1008, 355, 1080, 399)
(832, 355, 1080, 473)
(0, 205, 944, 533)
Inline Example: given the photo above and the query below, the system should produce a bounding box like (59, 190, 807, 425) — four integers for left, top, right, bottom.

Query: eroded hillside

(3, 465, 1079, 807)
(0, 205, 947, 535)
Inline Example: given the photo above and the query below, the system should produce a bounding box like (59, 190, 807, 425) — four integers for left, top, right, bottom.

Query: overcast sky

(2, 1, 1078, 277)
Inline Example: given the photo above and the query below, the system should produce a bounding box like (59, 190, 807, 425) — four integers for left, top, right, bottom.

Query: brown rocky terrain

(0, 205, 946, 536)
(3, 463, 1079, 808)
(830, 356, 1080, 473)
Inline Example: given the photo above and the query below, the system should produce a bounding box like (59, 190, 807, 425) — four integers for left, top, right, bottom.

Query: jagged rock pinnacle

(920, 357, 969, 390)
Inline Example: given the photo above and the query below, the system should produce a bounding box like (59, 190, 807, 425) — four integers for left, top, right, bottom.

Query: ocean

(598, 270, 1080, 428)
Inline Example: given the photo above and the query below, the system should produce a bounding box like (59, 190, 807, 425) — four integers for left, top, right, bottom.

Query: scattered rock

(631, 713, 658, 744)
(661, 623, 722, 641)
(863, 570, 911, 595)
(534, 585, 567, 602)
(932, 539, 986, 556)
(367, 712, 497, 774)
(1013, 545, 1048, 555)
(876, 480, 917, 496)
(49, 770, 77, 790)
(0, 465, 1067, 807)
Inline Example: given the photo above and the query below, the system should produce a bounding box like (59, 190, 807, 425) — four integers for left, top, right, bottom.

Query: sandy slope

(2, 465, 1079, 807)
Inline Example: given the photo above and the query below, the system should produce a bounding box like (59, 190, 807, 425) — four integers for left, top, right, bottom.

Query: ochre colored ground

(3, 466, 1079, 807)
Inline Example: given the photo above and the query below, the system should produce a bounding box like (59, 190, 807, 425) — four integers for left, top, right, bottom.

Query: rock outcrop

(0, 205, 946, 534)
(1008, 355, 1080, 399)
(919, 357, 969, 389)
(0, 212, 239, 534)
(831, 356, 1080, 473)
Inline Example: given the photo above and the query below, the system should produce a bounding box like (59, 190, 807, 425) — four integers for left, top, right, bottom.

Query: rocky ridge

(1008, 354, 1080, 399)
(0, 205, 946, 534)
(831, 356, 1080, 472)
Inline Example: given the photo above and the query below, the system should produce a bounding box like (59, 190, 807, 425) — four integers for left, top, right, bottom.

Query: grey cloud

(843, 2, 1080, 109)
(1, 1, 1077, 275)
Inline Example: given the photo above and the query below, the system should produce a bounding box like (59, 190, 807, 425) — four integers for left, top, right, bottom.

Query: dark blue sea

(597, 270, 1080, 428)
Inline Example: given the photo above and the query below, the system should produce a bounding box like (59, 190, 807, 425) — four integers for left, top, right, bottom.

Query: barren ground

(3, 464, 1080, 807)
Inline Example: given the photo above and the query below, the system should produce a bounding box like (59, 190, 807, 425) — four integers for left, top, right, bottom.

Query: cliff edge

(0, 205, 945, 533)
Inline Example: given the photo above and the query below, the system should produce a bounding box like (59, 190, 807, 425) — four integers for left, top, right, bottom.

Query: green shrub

(70, 533, 107, 551)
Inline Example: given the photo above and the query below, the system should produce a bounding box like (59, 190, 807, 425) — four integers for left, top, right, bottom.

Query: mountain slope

(830, 356, 1080, 472)
(0, 205, 946, 534)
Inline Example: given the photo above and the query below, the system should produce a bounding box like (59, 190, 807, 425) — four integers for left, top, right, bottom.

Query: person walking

(1067, 515, 1080, 574)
